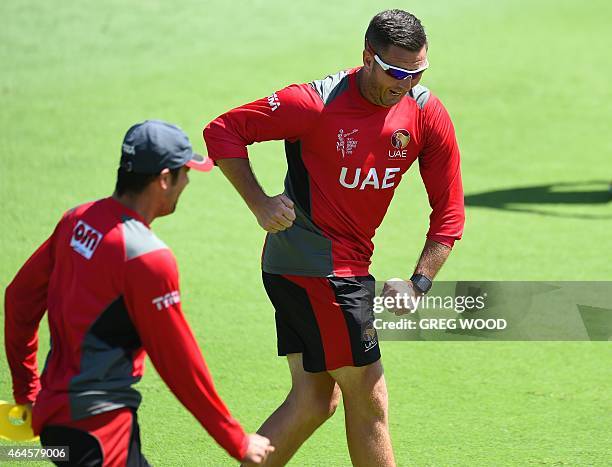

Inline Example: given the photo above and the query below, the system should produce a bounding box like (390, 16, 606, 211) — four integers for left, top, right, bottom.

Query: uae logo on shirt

(389, 129, 410, 159)
(336, 129, 359, 158)
(391, 129, 410, 149)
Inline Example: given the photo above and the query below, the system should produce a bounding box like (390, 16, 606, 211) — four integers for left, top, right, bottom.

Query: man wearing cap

(4, 120, 274, 466)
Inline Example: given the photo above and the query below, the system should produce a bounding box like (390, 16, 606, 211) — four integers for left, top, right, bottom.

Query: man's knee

(288, 383, 340, 425)
(311, 386, 340, 422)
(332, 362, 388, 420)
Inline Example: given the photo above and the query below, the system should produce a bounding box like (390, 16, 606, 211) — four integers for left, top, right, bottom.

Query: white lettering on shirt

(339, 167, 400, 190)
(152, 291, 181, 311)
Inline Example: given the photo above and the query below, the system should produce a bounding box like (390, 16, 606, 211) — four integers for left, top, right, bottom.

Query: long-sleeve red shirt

(4, 197, 247, 460)
(204, 68, 464, 277)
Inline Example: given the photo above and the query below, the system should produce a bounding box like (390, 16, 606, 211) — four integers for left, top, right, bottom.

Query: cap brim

(186, 153, 214, 172)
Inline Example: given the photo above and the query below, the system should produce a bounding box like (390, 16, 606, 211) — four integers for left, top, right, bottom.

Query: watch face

(411, 275, 432, 294)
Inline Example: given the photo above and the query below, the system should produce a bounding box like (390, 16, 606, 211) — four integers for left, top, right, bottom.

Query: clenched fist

(252, 194, 296, 233)
(242, 433, 275, 464)
(380, 278, 422, 316)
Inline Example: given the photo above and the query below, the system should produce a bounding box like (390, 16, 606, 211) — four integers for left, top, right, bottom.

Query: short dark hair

(365, 9, 427, 53)
(115, 167, 181, 196)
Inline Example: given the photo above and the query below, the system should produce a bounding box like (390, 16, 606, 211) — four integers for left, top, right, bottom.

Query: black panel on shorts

(328, 275, 380, 367)
(262, 272, 327, 372)
(40, 425, 103, 467)
(126, 411, 151, 467)
(40, 410, 150, 467)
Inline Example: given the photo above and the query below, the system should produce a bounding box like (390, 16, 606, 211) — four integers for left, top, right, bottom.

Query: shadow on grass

(465, 181, 612, 219)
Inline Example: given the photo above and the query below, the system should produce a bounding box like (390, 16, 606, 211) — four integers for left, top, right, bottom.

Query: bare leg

(329, 360, 395, 467)
(242, 353, 341, 467)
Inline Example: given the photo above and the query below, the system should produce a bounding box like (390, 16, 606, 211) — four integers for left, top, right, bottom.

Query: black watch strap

(410, 274, 432, 294)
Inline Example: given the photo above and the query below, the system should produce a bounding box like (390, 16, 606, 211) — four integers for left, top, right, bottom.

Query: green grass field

(1, 0, 611, 465)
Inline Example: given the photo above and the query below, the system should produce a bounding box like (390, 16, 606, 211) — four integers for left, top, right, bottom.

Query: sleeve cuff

(236, 433, 249, 461)
(426, 234, 458, 249)
(208, 152, 249, 162)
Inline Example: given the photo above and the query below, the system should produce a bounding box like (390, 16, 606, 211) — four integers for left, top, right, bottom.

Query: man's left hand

(380, 278, 422, 316)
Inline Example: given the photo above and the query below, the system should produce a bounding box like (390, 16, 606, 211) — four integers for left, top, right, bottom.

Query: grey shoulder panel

(410, 84, 431, 109)
(309, 70, 350, 106)
(122, 217, 167, 260)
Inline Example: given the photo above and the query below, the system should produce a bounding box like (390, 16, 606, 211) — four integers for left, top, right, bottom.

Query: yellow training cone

(0, 401, 39, 442)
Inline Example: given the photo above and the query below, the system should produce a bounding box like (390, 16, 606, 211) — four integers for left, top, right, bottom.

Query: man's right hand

(241, 433, 275, 464)
(215, 159, 295, 233)
(252, 194, 296, 233)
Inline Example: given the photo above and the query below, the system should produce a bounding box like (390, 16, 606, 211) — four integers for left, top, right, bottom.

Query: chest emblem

(391, 129, 410, 149)
(336, 129, 359, 158)
(389, 129, 411, 159)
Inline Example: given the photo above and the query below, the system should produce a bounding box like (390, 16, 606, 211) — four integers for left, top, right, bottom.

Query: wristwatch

(410, 274, 432, 294)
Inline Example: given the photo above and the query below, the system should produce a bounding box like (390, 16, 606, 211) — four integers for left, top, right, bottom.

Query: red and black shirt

(204, 67, 465, 277)
(4, 197, 247, 460)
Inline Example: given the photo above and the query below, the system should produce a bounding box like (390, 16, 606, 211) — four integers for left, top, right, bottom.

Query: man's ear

(363, 49, 374, 72)
(159, 168, 171, 190)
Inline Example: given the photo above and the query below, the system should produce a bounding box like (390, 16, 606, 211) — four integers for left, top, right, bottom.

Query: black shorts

(262, 272, 381, 372)
(39, 408, 150, 467)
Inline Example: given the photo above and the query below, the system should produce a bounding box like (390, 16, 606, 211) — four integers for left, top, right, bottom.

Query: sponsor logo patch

(70, 220, 103, 259)
(152, 291, 181, 311)
(267, 93, 280, 111)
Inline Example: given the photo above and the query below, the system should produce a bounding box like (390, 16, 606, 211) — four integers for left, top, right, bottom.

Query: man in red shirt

(5, 120, 274, 466)
(204, 9, 464, 466)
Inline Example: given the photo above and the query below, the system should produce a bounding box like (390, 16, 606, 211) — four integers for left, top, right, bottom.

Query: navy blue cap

(120, 120, 213, 173)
